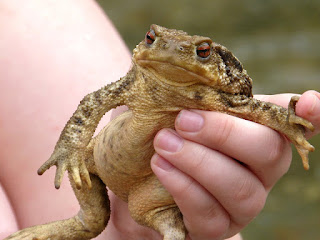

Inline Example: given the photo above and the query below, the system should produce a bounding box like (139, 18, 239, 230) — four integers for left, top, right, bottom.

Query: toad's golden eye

(196, 42, 211, 59)
(145, 29, 156, 45)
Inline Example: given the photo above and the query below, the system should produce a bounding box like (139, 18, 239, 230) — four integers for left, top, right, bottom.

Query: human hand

(150, 90, 320, 240)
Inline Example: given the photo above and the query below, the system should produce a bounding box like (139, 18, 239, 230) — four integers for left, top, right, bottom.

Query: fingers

(151, 106, 296, 239)
(151, 153, 231, 240)
(175, 110, 292, 189)
(152, 92, 320, 239)
(152, 129, 266, 239)
(296, 90, 320, 137)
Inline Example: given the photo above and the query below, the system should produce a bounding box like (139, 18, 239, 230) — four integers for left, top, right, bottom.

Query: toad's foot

(288, 96, 315, 170)
(5, 174, 110, 240)
(38, 146, 92, 189)
(4, 217, 94, 240)
(288, 96, 315, 132)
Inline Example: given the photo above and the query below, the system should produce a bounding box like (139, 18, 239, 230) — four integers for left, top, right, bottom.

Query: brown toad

(6, 24, 314, 240)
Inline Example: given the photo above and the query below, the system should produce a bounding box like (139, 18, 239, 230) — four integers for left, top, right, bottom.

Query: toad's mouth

(136, 59, 214, 87)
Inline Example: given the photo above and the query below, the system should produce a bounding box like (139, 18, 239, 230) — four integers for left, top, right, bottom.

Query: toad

(5, 24, 314, 240)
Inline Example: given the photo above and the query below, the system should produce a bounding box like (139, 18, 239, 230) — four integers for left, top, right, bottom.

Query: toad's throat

(137, 59, 213, 87)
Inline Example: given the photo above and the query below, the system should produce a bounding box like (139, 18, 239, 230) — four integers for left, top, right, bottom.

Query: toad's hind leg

(4, 141, 110, 240)
(128, 174, 186, 240)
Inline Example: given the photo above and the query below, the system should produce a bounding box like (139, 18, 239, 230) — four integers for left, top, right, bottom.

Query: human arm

(0, 0, 130, 239)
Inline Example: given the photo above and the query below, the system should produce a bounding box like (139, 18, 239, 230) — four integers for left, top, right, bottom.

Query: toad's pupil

(145, 30, 155, 44)
(196, 43, 211, 58)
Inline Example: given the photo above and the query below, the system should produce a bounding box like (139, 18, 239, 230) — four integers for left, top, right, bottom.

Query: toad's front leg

(5, 73, 135, 239)
(211, 93, 314, 169)
(37, 70, 135, 189)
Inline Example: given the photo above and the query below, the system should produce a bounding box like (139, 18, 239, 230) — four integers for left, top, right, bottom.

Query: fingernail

(176, 110, 204, 132)
(152, 154, 173, 171)
(155, 129, 183, 153)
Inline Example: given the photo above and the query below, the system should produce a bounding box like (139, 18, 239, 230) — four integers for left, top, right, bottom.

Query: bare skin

(1, 1, 320, 240)
(0, 1, 131, 239)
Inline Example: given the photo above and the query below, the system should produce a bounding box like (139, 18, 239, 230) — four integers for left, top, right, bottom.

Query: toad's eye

(196, 42, 211, 59)
(145, 29, 156, 45)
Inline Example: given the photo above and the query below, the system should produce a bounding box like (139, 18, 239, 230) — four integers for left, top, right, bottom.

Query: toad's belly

(93, 110, 167, 202)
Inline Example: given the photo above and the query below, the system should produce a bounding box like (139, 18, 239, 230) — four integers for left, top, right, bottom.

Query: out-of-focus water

(97, 1, 320, 239)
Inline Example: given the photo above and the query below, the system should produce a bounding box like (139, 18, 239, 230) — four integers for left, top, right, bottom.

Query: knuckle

(210, 114, 235, 148)
(188, 146, 209, 172)
(178, 141, 212, 176)
(266, 133, 288, 167)
(186, 213, 230, 240)
(174, 177, 197, 202)
(233, 175, 255, 202)
(205, 211, 230, 237)
(245, 193, 266, 219)
(204, 223, 229, 240)
(233, 176, 266, 219)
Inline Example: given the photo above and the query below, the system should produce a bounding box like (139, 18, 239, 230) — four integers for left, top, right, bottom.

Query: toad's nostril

(161, 39, 170, 49)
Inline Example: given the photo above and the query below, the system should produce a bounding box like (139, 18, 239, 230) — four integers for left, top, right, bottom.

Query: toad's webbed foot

(288, 96, 315, 170)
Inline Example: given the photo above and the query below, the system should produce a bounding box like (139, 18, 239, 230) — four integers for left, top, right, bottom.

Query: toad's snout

(161, 37, 191, 53)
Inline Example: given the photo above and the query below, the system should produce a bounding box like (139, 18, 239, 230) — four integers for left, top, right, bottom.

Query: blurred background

(96, 0, 320, 239)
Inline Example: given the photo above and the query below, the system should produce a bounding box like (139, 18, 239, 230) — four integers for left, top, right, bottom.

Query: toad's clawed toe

(286, 95, 315, 170)
(288, 114, 315, 132)
(288, 96, 315, 131)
